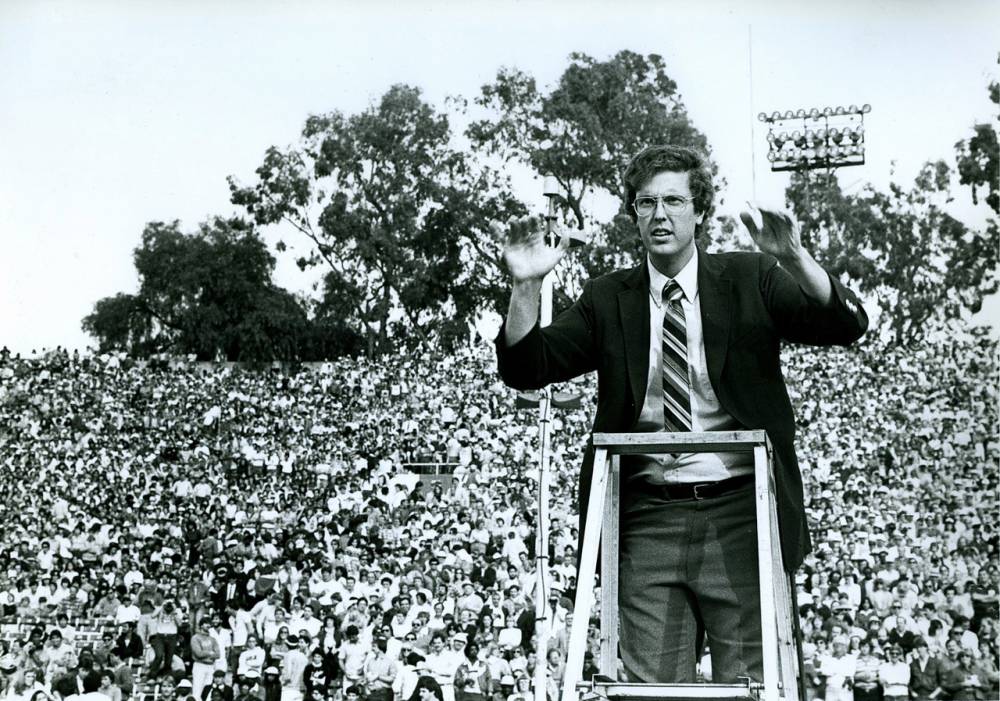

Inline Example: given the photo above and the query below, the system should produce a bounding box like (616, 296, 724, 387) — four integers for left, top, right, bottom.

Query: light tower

(758, 104, 871, 172)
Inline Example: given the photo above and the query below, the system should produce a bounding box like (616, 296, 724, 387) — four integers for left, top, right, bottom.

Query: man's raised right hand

(495, 216, 569, 283)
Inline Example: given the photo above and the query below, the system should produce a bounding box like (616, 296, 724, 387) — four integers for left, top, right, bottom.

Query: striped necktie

(661, 280, 692, 432)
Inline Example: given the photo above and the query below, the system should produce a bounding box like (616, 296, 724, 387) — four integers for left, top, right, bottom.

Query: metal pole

(748, 24, 757, 202)
(534, 175, 559, 701)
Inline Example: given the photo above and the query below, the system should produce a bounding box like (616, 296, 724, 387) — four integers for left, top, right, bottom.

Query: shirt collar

(646, 250, 698, 304)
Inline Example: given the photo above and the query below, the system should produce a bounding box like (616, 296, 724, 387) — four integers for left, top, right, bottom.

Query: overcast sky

(1, 0, 997, 354)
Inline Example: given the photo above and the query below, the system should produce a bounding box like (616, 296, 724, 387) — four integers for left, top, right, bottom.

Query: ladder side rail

(600, 453, 621, 677)
(561, 446, 612, 701)
(753, 442, 790, 701)
(789, 582, 808, 701)
(768, 466, 801, 699)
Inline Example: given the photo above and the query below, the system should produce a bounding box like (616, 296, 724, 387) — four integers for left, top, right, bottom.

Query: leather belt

(648, 473, 754, 501)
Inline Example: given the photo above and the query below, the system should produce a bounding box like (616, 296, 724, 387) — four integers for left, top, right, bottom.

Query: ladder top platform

(577, 682, 760, 701)
(591, 431, 770, 454)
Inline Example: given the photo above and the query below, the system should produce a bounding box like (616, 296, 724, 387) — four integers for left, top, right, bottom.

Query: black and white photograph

(1, 3, 997, 701)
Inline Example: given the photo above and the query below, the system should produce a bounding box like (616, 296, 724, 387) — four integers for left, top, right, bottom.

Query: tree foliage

(82, 218, 348, 360)
(87, 51, 995, 360)
(467, 50, 717, 302)
(230, 84, 524, 356)
(954, 72, 998, 214)
(785, 163, 998, 346)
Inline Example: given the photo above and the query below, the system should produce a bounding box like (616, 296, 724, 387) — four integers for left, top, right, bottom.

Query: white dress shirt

(632, 253, 753, 483)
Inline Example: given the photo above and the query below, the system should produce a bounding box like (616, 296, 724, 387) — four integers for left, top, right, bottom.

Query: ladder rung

(577, 683, 757, 701)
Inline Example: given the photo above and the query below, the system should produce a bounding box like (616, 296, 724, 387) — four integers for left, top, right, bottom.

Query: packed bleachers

(0, 325, 996, 701)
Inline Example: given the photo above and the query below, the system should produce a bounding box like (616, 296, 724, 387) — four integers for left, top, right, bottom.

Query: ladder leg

(561, 447, 611, 701)
(754, 444, 781, 701)
(754, 442, 802, 701)
(599, 453, 620, 677)
(790, 577, 808, 701)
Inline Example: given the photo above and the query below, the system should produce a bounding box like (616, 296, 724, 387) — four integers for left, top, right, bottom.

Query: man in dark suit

(496, 145, 868, 684)
(210, 563, 249, 617)
(908, 636, 947, 701)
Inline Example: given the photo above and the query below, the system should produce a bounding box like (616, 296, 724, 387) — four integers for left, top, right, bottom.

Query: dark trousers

(618, 485, 763, 683)
(148, 633, 178, 678)
(854, 684, 883, 701)
(367, 688, 393, 701)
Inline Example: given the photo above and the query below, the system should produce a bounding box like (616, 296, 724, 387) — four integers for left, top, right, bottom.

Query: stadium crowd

(0, 324, 996, 701)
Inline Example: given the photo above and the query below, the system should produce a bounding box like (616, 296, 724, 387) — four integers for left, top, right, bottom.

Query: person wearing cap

(279, 634, 309, 701)
(818, 635, 857, 701)
(113, 594, 140, 627)
(176, 678, 194, 700)
(260, 666, 282, 701)
(496, 675, 515, 701)
(238, 669, 265, 701)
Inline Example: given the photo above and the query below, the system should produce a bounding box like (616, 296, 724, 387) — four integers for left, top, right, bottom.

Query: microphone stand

(534, 174, 559, 701)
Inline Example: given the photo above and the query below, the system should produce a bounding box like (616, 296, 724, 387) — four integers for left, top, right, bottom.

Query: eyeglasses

(633, 195, 695, 217)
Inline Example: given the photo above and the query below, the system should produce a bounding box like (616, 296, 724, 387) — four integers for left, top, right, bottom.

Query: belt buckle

(692, 482, 710, 500)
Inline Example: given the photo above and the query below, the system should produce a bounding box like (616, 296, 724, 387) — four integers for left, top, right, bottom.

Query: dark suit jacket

(496, 248, 868, 570)
(211, 575, 250, 615)
(909, 656, 947, 698)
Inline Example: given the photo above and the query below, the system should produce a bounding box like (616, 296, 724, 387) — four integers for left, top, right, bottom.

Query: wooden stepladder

(561, 431, 803, 701)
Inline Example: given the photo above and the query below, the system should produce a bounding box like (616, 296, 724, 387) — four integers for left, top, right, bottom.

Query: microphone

(543, 175, 559, 247)
(542, 174, 587, 248)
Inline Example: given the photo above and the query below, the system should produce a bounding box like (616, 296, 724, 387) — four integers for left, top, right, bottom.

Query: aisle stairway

(0, 615, 171, 701)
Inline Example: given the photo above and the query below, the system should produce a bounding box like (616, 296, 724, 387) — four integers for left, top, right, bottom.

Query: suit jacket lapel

(618, 263, 649, 425)
(697, 248, 732, 392)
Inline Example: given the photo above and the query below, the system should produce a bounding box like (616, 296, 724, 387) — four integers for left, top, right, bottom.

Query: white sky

(1, 0, 998, 354)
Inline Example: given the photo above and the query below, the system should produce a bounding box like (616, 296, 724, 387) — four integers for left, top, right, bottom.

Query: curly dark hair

(622, 145, 714, 238)
(406, 676, 444, 701)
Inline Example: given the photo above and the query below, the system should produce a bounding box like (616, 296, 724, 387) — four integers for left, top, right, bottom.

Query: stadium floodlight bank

(758, 105, 871, 172)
